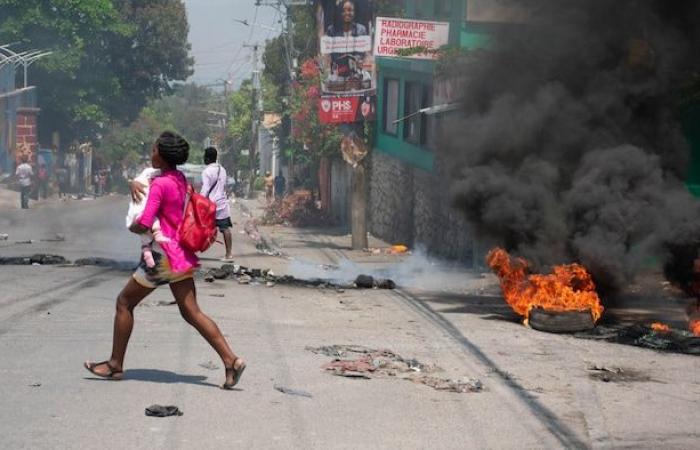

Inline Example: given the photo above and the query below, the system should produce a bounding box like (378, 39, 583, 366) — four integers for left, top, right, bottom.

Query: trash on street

(145, 405, 183, 417)
(274, 385, 313, 398)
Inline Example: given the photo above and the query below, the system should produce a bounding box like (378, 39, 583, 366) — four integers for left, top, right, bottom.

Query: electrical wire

(219, 2, 260, 82)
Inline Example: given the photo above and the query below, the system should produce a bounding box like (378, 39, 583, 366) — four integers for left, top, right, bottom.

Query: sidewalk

(232, 197, 487, 295)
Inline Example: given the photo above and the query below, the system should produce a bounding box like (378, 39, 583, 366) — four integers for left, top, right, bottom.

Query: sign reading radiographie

(374, 17, 450, 59)
(317, 0, 376, 96)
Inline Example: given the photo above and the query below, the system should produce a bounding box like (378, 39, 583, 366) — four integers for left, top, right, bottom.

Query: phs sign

(319, 97, 360, 124)
(374, 17, 450, 59)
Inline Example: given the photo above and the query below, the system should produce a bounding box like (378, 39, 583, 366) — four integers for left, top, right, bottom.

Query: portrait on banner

(317, 0, 375, 95)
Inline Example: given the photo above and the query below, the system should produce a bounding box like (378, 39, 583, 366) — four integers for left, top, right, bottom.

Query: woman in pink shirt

(85, 131, 246, 389)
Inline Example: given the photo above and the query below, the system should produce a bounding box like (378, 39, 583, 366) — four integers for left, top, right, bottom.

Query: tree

(0, 0, 193, 144)
(109, 0, 194, 120)
(227, 80, 254, 174)
(288, 59, 343, 183)
(99, 83, 216, 167)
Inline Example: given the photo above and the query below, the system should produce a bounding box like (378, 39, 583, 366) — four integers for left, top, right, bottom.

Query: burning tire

(528, 307, 596, 333)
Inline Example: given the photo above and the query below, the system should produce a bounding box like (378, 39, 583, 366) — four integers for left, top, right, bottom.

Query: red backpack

(178, 185, 217, 253)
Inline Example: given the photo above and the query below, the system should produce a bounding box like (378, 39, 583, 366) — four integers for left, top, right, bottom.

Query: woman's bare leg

(170, 278, 242, 383)
(88, 277, 154, 376)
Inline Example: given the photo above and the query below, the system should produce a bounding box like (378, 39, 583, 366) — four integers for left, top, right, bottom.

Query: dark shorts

(216, 217, 233, 231)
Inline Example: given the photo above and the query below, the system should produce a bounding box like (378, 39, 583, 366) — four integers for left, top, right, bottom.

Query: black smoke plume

(443, 0, 700, 293)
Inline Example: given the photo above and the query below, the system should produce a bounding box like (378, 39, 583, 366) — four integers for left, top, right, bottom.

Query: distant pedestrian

(37, 163, 48, 199)
(97, 170, 107, 196)
(15, 156, 33, 209)
(84, 131, 246, 390)
(201, 147, 234, 262)
(264, 171, 274, 203)
(274, 171, 286, 199)
(56, 166, 68, 199)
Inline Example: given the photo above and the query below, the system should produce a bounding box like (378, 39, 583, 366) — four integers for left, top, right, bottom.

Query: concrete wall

(370, 151, 477, 263)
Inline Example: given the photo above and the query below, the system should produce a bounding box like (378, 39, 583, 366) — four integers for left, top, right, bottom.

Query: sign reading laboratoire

(374, 17, 450, 59)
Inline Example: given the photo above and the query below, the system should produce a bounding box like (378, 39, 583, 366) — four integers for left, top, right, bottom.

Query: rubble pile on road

(307, 345, 482, 394)
(202, 264, 396, 290)
(261, 190, 336, 227)
(0, 254, 67, 265)
(73, 257, 135, 271)
(586, 365, 652, 383)
(575, 323, 700, 355)
(0, 254, 135, 271)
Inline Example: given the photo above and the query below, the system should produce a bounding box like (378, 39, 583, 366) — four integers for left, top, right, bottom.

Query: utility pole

(244, 44, 261, 198)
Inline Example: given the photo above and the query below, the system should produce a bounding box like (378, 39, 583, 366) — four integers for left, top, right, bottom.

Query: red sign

(318, 96, 361, 124)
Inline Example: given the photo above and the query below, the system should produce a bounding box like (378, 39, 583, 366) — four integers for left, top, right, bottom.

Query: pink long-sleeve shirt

(138, 169, 198, 273)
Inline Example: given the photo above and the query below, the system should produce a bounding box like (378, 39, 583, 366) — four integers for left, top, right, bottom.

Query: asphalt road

(1, 195, 699, 449)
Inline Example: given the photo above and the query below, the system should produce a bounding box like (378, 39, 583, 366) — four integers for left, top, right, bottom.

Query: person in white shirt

(201, 147, 234, 262)
(15, 155, 33, 209)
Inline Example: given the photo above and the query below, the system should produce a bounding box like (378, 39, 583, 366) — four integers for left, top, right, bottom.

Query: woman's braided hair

(156, 131, 189, 166)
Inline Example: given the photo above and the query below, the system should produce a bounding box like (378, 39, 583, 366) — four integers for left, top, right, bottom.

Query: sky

(183, 0, 283, 88)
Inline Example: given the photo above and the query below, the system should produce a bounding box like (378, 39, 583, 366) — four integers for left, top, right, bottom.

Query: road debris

(73, 258, 135, 271)
(274, 385, 313, 398)
(364, 244, 411, 256)
(0, 254, 67, 265)
(145, 405, 183, 417)
(575, 324, 700, 355)
(261, 190, 337, 227)
(354, 275, 396, 290)
(199, 361, 219, 370)
(413, 376, 483, 393)
(587, 365, 651, 383)
(40, 234, 65, 242)
(0, 233, 8, 240)
(200, 263, 384, 291)
(307, 345, 480, 394)
(28, 382, 42, 387)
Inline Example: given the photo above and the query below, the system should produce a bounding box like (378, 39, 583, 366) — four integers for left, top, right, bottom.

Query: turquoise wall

(375, 58, 435, 171)
(683, 104, 700, 196)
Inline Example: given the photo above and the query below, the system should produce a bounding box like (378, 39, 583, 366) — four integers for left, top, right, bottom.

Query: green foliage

(228, 80, 254, 152)
(375, 0, 406, 16)
(289, 60, 343, 163)
(99, 83, 215, 166)
(0, 0, 193, 143)
(253, 176, 266, 191)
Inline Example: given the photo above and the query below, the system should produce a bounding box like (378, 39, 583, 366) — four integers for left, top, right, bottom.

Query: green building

(370, 0, 491, 261)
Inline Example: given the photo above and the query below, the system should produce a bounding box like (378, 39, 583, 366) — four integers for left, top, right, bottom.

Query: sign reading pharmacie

(374, 17, 450, 59)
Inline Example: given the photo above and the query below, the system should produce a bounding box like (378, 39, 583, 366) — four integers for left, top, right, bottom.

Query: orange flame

(487, 248, 604, 324)
(689, 303, 700, 337)
(650, 322, 671, 333)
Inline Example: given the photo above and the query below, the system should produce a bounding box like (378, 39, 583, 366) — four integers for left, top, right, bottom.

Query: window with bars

(404, 81, 432, 147)
(383, 78, 400, 135)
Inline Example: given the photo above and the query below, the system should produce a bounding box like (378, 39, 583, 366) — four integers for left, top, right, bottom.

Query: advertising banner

(374, 17, 450, 59)
(317, 0, 376, 97)
(318, 95, 376, 124)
